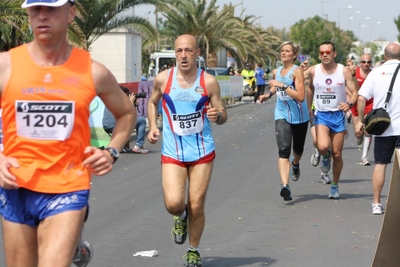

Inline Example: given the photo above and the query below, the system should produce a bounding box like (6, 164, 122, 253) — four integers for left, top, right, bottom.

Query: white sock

(189, 246, 199, 251)
(362, 135, 372, 158)
(314, 148, 320, 157)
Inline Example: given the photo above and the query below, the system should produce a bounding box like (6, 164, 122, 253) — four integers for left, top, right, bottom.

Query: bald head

(174, 34, 200, 73)
(360, 54, 371, 61)
(384, 43, 400, 60)
(174, 34, 199, 50)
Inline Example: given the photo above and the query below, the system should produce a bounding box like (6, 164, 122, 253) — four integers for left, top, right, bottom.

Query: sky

(135, 0, 400, 43)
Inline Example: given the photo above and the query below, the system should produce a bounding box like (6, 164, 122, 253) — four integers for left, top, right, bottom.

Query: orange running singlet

(1, 44, 96, 193)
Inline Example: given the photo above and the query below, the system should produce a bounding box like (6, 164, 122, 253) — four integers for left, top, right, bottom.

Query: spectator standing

(241, 63, 256, 98)
(254, 62, 267, 103)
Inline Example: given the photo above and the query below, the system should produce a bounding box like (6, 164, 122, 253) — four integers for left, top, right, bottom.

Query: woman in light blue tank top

(259, 41, 309, 201)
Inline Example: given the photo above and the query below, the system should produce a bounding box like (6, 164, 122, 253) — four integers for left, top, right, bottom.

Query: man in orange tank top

(0, 1, 136, 266)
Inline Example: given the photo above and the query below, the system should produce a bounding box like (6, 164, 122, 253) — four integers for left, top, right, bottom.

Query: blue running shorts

(314, 110, 346, 133)
(0, 188, 89, 227)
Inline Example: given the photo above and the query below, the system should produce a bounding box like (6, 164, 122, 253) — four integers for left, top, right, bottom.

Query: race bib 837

(172, 111, 204, 136)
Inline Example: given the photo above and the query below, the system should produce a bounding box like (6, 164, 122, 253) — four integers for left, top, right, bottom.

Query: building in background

(90, 28, 142, 83)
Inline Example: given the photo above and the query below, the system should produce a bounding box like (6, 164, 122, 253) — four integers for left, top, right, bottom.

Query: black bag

(363, 107, 391, 135)
(362, 64, 400, 135)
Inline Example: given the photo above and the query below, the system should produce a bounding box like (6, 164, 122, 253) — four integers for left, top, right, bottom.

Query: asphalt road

(0, 98, 391, 267)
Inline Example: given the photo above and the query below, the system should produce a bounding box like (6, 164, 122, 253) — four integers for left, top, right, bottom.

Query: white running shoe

(310, 151, 320, 167)
(372, 203, 385, 215)
(320, 173, 331, 184)
(361, 157, 371, 166)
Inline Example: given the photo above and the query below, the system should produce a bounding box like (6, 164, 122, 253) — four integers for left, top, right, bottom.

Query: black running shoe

(280, 184, 292, 201)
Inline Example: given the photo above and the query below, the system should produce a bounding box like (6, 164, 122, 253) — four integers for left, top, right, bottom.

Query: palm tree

(153, 0, 280, 68)
(395, 15, 400, 42)
(0, 0, 30, 51)
(73, 0, 157, 50)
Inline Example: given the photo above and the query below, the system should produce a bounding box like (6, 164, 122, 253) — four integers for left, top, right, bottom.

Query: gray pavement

(0, 98, 391, 267)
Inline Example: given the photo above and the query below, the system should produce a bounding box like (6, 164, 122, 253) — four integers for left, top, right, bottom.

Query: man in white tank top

(308, 41, 358, 199)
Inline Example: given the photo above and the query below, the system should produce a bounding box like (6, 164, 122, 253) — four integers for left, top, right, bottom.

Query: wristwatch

(104, 147, 119, 164)
(347, 102, 354, 108)
(282, 84, 288, 90)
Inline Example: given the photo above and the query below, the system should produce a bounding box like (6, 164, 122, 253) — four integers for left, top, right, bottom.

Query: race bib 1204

(15, 100, 75, 140)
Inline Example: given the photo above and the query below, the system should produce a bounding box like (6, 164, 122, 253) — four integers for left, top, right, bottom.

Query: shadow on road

(203, 256, 276, 266)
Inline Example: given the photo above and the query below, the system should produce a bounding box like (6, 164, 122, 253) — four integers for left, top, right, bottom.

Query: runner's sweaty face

(174, 35, 200, 72)
(27, 3, 76, 43)
(319, 44, 336, 65)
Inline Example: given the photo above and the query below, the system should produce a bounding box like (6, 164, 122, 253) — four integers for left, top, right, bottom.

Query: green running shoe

(183, 249, 202, 267)
(172, 208, 188, 244)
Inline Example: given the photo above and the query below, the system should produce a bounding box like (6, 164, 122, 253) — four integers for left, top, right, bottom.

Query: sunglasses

(360, 60, 372, 64)
(319, 50, 331, 56)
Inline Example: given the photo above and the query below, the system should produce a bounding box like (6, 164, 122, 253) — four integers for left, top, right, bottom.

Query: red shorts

(350, 99, 373, 117)
(161, 150, 216, 168)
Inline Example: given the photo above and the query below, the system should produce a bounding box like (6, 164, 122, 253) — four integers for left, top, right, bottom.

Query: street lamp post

(347, 10, 361, 30)
(363, 21, 381, 41)
(319, 0, 335, 18)
(337, 5, 352, 28)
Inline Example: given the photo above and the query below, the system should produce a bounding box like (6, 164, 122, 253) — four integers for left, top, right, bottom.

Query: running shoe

(320, 173, 331, 184)
(172, 207, 188, 245)
(328, 185, 339, 199)
(280, 184, 292, 201)
(184, 249, 203, 267)
(132, 145, 149, 154)
(291, 159, 300, 181)
(372, 203, 385, 215)
(357, 136, 363, 146)
(361, 157, 371, 166)
(310, 151, 320, 167)
(347, 114, 352, 124)
(72, 239, 93, 267)
(320, 152, 331, 173)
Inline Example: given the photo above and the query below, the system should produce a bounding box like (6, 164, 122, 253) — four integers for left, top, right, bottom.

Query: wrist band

(268, 91, 273, 97)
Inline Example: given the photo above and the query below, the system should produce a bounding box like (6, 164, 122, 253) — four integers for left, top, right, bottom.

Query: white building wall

(90, 30, 142, 83)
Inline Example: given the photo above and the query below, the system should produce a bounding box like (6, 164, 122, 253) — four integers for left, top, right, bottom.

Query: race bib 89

(15, 100, 75, 140)
(315, 93, 338, 108)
